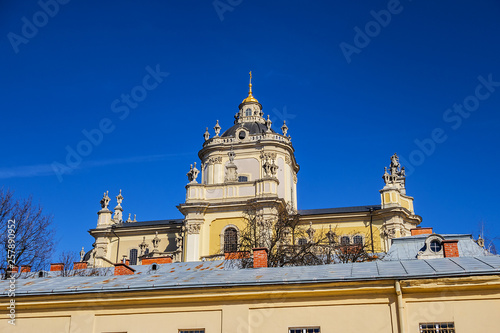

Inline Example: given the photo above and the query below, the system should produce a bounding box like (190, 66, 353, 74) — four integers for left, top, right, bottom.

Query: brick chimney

(73, 262, 88, 270)
(442, 239, 459, 258)
(253, 247, 268, 268)
(50, 263, 64, 271)
(141, 256, 172, 265)
(411, 227, 433, 236)
(20, 265, 31, 273)
(114, 263, 135, 275)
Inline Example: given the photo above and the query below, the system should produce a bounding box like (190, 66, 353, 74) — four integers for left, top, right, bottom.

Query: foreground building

(1, 245, 499, 333)
(86, 75, 421, 267)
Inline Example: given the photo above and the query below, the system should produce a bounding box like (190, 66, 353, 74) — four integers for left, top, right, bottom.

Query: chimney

(21, 265, 31, 273)
(50, 263, 64, 271)
(442, 240, 459, 258)
(141, 256, 172, 265)
(73, 262, 88, 270)
(411, 227, 433, 236)
(253, 247, 268, 268)
(114, 263, 135, 276)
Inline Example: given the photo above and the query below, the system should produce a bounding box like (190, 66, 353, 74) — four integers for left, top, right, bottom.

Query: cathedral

(85, 74, 422, 267)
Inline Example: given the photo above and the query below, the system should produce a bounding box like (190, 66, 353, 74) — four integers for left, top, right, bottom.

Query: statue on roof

(100, 191, 110, 210)
(383, 153, 406, 189)
(187, 162, 199, 183)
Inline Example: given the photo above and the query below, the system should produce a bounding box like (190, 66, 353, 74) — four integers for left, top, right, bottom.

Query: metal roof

(383, 234, 490, 261)
(221, 122, 275, 137)
(298, 205, 381, 216)
(2, 256, 499, 297)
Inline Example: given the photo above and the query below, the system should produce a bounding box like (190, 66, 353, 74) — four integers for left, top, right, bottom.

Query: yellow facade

(2, 275, 499, 333)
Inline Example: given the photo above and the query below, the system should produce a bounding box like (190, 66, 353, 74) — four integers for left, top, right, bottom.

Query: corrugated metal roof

(2, 256, 499, 297)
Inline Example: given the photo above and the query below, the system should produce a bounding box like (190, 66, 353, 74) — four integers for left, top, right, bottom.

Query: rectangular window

(238, 175, 248, 182)
(179, 330, 205, 333)
(289, 328, 320, 333)
(419, 322, 455, 333)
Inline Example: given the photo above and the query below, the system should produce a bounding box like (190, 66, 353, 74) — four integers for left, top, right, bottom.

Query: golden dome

(242, 71, 259, 104)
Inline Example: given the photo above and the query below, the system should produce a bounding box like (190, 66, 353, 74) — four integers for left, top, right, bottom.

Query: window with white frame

(224, 227, 238, 252)
(353, 235, 363, 245)
(340, 235, 350, 245)
(289, 327, 320, 333)
(419, 322, 455, 333)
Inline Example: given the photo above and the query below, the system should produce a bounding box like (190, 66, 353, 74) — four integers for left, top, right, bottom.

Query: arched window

(353, 235, 363, 245)
(340, 236, 351, 245)
(129, 249, 138, 265)
(245, 108, 252, 116)
(224, 227, 238, 252)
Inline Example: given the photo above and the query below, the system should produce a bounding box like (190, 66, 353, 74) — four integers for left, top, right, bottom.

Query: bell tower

(178, 73, 300, 261)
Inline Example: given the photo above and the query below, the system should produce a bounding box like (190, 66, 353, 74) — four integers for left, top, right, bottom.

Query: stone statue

(265, 115, 272, 132)
(100, 191, 110, 209)
(139, 236, 148, 256)
(204, 127, 210, 141)
(383, 153, 406, 189)
(390, 153, 400, 174)
(281, 120, 288, 136)
(79, 247, 85, 262)
(187, 162, 200, 183)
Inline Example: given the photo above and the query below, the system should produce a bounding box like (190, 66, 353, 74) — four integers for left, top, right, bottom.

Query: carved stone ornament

(186, 223, 202, 234)
(204, 127, 210, 141)
(260, 151, 277, 160)
(208, 156, 223, 165)
(152, 231, 161, 252)
(383, 228, 397, 239)
(214, 120, 221, 137)
(326, 225, 336, 244)
(175, 233, 183, 249)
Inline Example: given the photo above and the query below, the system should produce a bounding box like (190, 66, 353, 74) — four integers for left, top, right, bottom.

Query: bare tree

(0, 188, 55, 278)
(58, 251, 77, 277)
(223, 203, 375, 268)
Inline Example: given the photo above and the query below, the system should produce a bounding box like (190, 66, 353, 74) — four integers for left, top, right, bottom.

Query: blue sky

(1, 0, 499, 259)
